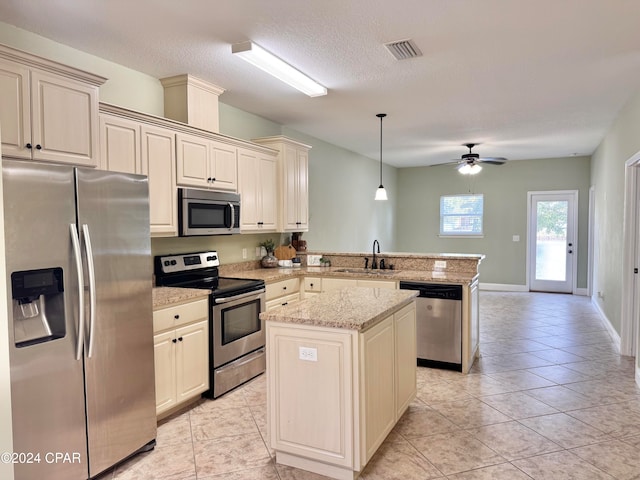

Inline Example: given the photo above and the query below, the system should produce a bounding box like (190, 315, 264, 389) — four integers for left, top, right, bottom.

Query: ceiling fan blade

(477, 157, 507, 165)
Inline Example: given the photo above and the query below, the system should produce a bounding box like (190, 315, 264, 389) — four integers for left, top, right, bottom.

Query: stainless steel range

(155, 251, 266, 398)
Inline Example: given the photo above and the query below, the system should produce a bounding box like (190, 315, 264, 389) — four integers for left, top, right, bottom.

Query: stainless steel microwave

(178, 188, 241, 236)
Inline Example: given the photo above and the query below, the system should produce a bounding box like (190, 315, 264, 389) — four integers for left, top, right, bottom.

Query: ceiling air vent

(384, 39, 423, 60)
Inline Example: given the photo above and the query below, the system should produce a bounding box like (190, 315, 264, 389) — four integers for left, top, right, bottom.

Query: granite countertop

(152, 286, 210, 309)
(226, 266, 478, 285)
(260, 287, 418, 331)
(301, 251, 486, 260)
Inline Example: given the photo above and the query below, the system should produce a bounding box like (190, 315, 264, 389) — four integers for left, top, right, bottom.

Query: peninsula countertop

(259, 286, 418, 331)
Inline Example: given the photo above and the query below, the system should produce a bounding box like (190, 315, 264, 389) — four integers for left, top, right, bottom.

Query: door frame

(526, 190, 579, 293)
(621, 152, 640, 358)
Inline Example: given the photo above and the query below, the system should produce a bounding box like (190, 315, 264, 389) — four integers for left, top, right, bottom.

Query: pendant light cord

(377, 113, 386, 186)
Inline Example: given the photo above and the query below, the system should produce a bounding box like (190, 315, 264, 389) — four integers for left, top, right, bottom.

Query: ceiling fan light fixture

(459, 163, 482, 175)
(231, 41, 327, 97)
(375, 113, 388, 201)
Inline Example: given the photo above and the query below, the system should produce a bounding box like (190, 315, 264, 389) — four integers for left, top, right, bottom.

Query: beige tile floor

(98, 291, 640, 479)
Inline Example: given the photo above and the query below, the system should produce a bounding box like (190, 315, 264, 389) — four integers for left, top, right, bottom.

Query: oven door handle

(214, 288, 265, 304)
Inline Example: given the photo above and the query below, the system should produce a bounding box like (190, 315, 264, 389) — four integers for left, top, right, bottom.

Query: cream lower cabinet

(303, 277, 322, 298)
(0, 45, 105, 166)
(462, 278, 480, 373)
(266, 278, 301, 311)
(322, 277, 397, 292)
(267, 301, 416, 479)
(153, 298, 209, 417)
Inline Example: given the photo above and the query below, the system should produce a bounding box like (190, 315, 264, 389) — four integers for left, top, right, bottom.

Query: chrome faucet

(372, 239, 380, 269)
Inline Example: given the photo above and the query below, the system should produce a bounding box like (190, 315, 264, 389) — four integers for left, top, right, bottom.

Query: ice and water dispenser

(11, 267, 66, 347)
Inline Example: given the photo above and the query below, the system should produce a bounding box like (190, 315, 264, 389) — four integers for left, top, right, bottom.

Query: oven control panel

(157, 251, 220, 274)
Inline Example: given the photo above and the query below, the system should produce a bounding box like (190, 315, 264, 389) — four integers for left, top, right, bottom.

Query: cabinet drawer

(304, 277, 322, 292)
(266, 293, 300, 311)
(266, 278, 301, 300)
(153, 298, 208, 332)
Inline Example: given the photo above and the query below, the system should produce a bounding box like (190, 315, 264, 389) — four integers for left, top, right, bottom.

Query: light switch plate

(513, 235, 520, 242)
(434, 260, 447, 269)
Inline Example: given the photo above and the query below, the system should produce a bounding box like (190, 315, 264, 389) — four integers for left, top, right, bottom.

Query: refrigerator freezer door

(75, 168, 156, 477)
(3, 160, 88, 479)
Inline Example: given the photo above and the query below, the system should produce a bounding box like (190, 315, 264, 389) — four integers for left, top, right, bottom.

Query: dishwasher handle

(399, 281, 463, 300)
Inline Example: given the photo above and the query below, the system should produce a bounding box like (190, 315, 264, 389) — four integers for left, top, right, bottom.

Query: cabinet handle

(282, 302, 288, 306)
(25, 143, 32, 149)
(296, 221, 301, 225)
(178, 337, 183, 342)
(174, 314, 180, 319)
(36, 144, 42, 150)
(172, 339, 177, 343)
(211, 177, 216, 182)
(310, 283, 314, 287)
(283, 286, 287, 290)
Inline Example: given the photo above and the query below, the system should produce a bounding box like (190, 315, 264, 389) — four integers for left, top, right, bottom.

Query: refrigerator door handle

(70, 224, 85, 361)
(82, 224, 97, 358)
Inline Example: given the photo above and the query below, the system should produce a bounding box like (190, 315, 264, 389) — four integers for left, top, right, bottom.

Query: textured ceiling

(2, 0, 640, 167)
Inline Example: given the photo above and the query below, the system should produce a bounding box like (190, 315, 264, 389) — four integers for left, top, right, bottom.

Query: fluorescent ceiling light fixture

(458, 163, 482, 175)
(232, 41, 327, 97)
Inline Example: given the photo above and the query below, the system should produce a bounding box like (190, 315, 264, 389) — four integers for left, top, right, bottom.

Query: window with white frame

(440, 194, 484, 236)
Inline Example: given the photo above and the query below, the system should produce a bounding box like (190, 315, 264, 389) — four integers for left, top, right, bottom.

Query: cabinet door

(99, 114, 141, 173)
(0, 60, 31, 159)
(210, 140, 237, 191)
(357, 279, 397, 289)
(394, 303, 416, 418)
(176, 133, 210, 187)
(237, 149, 259, 230)
(154, 331, 177, 415)
(175, 320, 209, 401)
(296, 148, 309, 230)
(322, 278, 357, 292)
(141, 125, 177, 236)
(259, 153, 278, 230)
(360, 315, 395, 464)
(282, 144, 299, 230)
(30, 69, 99, 166)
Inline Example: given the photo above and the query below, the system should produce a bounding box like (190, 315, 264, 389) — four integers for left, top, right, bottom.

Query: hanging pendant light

(375, 113, 388, 201)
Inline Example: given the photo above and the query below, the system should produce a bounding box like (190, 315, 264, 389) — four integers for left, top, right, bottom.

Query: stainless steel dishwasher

(399, 281, 463, 371)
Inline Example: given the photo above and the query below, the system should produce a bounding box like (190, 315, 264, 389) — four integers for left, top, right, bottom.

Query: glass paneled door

(529, 192, 577, 293)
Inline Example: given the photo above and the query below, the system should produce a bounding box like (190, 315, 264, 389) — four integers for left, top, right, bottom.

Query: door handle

(70, 224, 85, 361)
(568, 250, 573, 254)
(82, 224, 97, 358)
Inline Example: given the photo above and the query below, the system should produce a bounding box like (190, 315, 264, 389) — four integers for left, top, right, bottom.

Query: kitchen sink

(333, 268, 396, 275)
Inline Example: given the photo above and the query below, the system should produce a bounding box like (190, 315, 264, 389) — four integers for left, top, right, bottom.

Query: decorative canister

(261, 251, 279, 268)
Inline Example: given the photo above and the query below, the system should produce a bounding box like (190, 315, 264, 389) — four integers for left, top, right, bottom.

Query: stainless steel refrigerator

(3, 159, 157, 479)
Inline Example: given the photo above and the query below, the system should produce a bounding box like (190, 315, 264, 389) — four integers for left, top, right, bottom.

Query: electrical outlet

(242, 248, 247, 259)
(299, 346, 318, 362)
(513, 235, 520, 242)
(434, 260, 447, 269)
(256, 247, 262, 257)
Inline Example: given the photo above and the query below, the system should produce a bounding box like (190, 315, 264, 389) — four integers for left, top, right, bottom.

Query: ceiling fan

(450, 143, 507, 174)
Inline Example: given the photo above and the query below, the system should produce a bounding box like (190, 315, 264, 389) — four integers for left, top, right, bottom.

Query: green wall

(396, 157, 591, 288)
(591, 88, 640, 347)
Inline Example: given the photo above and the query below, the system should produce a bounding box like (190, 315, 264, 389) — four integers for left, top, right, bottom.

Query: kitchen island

(261, 287, 418, 480)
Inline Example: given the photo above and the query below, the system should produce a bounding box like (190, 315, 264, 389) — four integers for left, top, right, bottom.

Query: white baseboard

(636, 366, 640, 388)
(590, 295, 621, 353)
(479, 283, 528, 292)
(480, 284, 590, 296)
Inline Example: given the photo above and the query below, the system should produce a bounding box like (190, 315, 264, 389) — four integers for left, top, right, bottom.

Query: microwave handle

(228, 202, 235, 230)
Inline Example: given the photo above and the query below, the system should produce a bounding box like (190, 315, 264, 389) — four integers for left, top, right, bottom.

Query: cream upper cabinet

(176, 133, 237, 191)
(0, 45, 105, 167)
(252, 136, 311, 232)
(99, 105, 177, 237)
(237, 147, 278, 232)
(141, 124, 178, 237)
(99, 114, 141, 174)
